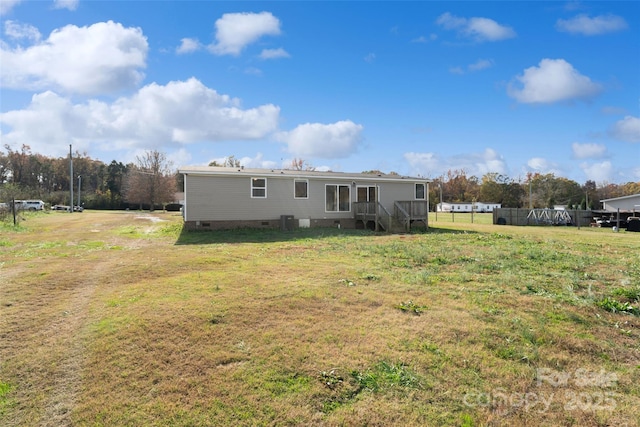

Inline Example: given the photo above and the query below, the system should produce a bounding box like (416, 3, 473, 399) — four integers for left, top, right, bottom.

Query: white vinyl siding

(180, 170, 429, 222)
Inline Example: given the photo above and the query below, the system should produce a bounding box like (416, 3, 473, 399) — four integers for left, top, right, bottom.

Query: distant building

(437, 202, 501, 213)
(600, 194, 640, 212)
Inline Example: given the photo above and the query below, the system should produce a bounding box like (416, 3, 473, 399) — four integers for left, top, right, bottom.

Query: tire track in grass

(39, 274, 98, 427)
(0, 212, 172, 426)
(40, 215, 166, 426)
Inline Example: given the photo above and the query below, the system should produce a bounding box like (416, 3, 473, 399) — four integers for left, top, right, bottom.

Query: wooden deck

(354, 201, 428, 232)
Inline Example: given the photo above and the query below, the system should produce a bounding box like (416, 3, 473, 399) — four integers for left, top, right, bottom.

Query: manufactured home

(600, 194, 640, 212)
(437, 202, 501, 213)
(179, 166, 431, 232)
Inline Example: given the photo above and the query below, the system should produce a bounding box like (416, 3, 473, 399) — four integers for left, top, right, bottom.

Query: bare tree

(123, 150, 176, 211)
(288, 158, 316, 171)
(209, 155, 241, 167)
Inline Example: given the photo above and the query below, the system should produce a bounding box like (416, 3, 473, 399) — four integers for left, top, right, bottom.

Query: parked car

(52, 205, 84, 212)
(15, 200, 45, 211)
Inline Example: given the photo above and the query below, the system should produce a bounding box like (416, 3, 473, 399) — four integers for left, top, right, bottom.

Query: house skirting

(184, 218, 358, 231)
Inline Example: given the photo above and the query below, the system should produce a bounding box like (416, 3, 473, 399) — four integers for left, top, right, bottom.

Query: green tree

(479, 173, 524, 208)
(443, 169, 479, 203)
(479, 173, 504, 203)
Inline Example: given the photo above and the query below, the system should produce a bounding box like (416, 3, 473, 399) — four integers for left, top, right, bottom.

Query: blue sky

(1, 1, 638, 184)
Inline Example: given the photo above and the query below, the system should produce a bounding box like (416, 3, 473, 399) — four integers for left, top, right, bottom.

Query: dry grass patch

(1, 212, 639, 426)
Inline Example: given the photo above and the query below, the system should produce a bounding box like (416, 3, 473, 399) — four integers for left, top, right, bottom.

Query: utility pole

(69, 144, 73, 214)
(585, 191, 589, 210)
(77, 175, 82, 209)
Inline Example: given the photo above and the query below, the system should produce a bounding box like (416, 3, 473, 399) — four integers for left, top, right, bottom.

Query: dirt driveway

(0, 211, 179, 426)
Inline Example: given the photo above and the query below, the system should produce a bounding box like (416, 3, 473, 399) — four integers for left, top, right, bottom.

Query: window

(294, 179, 308, 199)
(325, 184, 350, 212)
(357, 186, 376, 202)
(251, 178, 266, 198)
(415, 183, 425, 200)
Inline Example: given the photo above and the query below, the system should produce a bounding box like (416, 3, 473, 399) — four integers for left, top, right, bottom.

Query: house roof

(178, 166, 431, 183)
(600, 193, 640, 203)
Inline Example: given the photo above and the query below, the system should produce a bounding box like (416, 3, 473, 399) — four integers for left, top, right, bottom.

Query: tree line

(430, 170, 640, 210)
(1, 147, 639, 212)
(0, 145, 178, 211)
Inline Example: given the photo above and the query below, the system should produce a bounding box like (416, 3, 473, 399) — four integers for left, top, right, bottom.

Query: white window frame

(325, 184, 351, 212)
(415, 183, 426, 200)
(294, 179, 309, 199)
(251, 177, 267, 198)
(356, 185, 377, 202)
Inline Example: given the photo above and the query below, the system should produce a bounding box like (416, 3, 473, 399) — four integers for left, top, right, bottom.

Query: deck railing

(354, 201, 377, 217)
(394, 202, 410, 232)
(354, 200, 428, 232)
(395, 201, 429, 219)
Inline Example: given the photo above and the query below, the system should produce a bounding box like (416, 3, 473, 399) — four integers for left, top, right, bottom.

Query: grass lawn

(1, 210, 639, 426)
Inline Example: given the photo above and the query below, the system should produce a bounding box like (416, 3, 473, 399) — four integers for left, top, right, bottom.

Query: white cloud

(453, 148, 507, 176)
(601, 106, 627, 115)
(244, 67, 263, 76)
(580, 161, 612, 183)
(436, 12, 467, 30)
(436, 12, 516, 42)
(259, 47, 290, 59)
(206, 153, 277, 169)
(4, 20, 41, 42)
(364, 53, 376, 63)
(564, 2, 583, 12)
(609, 116, 640, 143)
(527, 157, 562, 175)
(241, 153, 278, 169)
(167, 148, 192, 168)
(404, 152, 440, 175)
(1, 21, 147, 95)
(53, 0, 79, 11)
(556, 14, 628, 36)
(0, 0, 21, 16)
(208, 11, 281, 56)
(0, 78, 280, 157)
(572, 142, 607, 159)
(450, 58, 494, 75)
(176, 37, 200, 54)
(468, 58, 493, 72)
(411, 34, 437, 43)
(405, 148, 507, 178)
(507, 58, 601, 104)
(278, 120, 364, 159)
